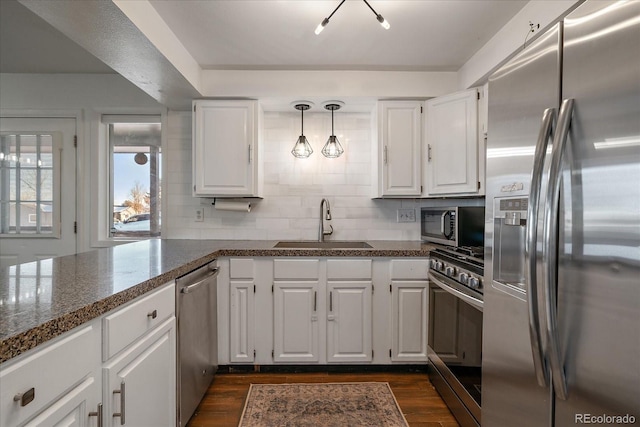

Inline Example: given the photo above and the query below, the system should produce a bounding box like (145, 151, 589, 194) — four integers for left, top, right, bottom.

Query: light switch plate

(397, 209, 416, 223)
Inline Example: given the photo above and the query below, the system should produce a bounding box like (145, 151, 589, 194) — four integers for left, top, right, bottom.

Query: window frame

(93, 112, 167, 248)
(0, 131, 62, 238)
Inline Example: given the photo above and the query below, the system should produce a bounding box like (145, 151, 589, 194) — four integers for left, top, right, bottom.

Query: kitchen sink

(274, 241, 373, 249)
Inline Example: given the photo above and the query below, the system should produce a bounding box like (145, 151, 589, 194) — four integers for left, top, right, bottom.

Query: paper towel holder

(203, 197, 261, 213)
(207, 197, 262, 205)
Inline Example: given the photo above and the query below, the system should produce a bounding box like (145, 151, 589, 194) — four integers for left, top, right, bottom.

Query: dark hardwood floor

(186, 370, 460, 427)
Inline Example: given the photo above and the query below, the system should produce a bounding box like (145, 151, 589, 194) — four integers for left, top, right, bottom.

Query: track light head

(315, 0, 389, 34)
(315, 17, 330, 35)
(377, 14, 390, 30)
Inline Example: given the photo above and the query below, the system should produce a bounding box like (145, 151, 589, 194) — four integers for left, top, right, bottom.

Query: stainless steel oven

(428, 246, 484, 427)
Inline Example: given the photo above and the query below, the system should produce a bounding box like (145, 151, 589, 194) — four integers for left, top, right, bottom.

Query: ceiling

(0, 0, 114, 74)
(148, 0, 528, 72)
(1, 0, 527, 75)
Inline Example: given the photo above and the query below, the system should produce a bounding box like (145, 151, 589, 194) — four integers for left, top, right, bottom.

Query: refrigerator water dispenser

(492, 196, 529, 291)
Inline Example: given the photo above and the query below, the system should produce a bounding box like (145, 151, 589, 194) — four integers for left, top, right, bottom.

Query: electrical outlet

(397, 209, 416, 223)
(195, 208, 204, 222)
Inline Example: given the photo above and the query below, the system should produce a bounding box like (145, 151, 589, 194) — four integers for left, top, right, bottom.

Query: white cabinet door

(229, 280, 255, 363)
(391, 281, 428, 362)
(23, 376, 101, 427)
(376, 101, 423, 197)
(425, 89, 479, 196)
(104, 318, 176, 427)
(327, 281, 372, 363)
(273, 281, 319, 363)
(192, 100, 261, 197)
(0, 322, 101, 427)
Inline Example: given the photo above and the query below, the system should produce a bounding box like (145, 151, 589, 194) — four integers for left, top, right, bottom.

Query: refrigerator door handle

(526, 107, 555, 388)
(543, 98, 574, 401)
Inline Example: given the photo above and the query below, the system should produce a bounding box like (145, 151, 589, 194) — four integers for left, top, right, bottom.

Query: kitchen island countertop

(0, 239, 433, 363)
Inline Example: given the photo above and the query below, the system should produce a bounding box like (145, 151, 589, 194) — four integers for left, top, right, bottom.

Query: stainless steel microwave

(421, 206, 485, 247)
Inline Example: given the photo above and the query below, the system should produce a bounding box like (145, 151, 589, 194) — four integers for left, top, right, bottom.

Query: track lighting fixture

(321, 103, 344, 158)
(315, 0, 390, 35)
(291, 103, 313, 158)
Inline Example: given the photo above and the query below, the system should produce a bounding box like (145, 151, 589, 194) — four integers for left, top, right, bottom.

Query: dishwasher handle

(180, 268, 219, 294)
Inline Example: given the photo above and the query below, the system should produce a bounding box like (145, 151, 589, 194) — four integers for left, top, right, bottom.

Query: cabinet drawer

(390, 259, 429, 279)
(0, 322, 100, 427)
(230, 258, 254, 279)
(103, 283, 175, 361)
(273, 259, 319, 279)
(327, 259, 372, 280)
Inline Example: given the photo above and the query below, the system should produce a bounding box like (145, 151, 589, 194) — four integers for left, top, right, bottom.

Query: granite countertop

(0, 239, 433, 363)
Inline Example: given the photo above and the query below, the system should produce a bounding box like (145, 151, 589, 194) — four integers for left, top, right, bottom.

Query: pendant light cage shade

(322, 103, 344, 158)
(292, 103, 313, 158)
(292, 135, 313, 158)
(322, 135, 344, 158)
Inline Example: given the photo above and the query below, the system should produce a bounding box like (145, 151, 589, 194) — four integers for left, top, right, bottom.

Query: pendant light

(315, 0, 390, 35)
(291, 103, 313, 158)
(322, 103, 344, 158)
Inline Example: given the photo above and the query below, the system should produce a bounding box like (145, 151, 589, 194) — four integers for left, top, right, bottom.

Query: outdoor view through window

(109, 120, 161, 238)
(0, 133, 57, 235)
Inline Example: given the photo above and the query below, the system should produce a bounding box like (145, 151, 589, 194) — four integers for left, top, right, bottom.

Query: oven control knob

(434, 261, 444, 271)
(430, 259, 438, 269)
(468, 276, 481, 289)
(459, 273, 469, 285)
(445, 266, 456, 277)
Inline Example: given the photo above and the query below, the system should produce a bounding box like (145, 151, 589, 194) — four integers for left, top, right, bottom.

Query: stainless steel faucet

(318, 198, 334, 242)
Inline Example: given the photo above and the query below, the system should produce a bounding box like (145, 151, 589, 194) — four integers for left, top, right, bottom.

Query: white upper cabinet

(375, 101, 423, 197)
(192, 100, 263, 197)
(425, 88, 480, 196)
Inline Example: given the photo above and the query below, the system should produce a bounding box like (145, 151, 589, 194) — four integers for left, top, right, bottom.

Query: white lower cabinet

(103, 317, 176, 427)
(218, 256, 428, 366)
(228, 258, 256, 363)
(0, 321, 101, 427)
(273, 280, 320, 363)
(327, 281, 372, 363)
(0, 283, 177, 427)
(23, 376, 102, 427)
(229, 280, 255, 363)
(390, 259, 429, 362)
(391, 281, 428, 362)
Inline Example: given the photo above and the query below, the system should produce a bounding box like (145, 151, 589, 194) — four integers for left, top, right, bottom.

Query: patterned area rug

(238, 382, 409, 427)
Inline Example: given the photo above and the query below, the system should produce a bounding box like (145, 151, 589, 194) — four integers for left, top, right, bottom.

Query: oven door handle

(429, 272, 483, 312)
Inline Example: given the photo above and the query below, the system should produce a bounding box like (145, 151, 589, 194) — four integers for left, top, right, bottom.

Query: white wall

(0, 74, 482, 246)
(458, 0, 581, 89)
(200, 70, 458, 100)
(164, 110, 483, 241)
(0, 73, 160, 111)
(0, 73, 163, 251)
(165, 110, 412, 240)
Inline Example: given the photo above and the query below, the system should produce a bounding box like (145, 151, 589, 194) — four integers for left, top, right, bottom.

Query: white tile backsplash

(163, 110, 482, 241)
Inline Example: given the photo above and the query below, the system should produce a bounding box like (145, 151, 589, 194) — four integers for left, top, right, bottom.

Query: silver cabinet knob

(14, 388, 35, 407)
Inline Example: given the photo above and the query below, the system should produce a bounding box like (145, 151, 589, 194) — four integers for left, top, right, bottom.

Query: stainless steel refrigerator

(483, 1, 640, 426)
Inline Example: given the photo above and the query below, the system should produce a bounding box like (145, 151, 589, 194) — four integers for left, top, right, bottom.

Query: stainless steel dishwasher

(176, 261, 219, 426)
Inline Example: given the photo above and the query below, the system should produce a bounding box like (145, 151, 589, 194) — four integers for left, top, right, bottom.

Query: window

(103, 116, 161, 239)
(0, 133, 59, 235)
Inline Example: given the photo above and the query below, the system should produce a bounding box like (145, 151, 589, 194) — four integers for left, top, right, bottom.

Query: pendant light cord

(328, 0, 346, 20)
(331, 109, 335, 135)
